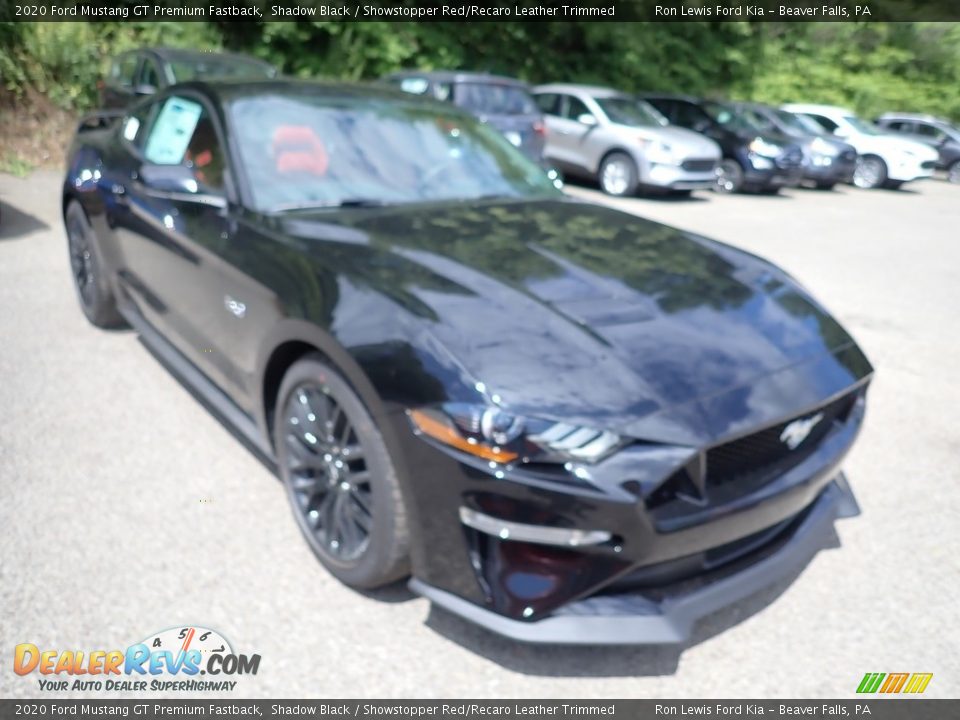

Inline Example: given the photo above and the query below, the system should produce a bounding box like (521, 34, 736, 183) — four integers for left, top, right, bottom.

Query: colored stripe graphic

(857, 672, 933, 694)
(856, 673, 885, 693)
(903, 673, 933, 694)
(880, 673, 909, 693)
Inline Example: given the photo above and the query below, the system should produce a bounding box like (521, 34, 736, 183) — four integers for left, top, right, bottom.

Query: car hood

(282, 198, 871, 445)
(849, 132, 938, 160)
(630, 125, 721, 158)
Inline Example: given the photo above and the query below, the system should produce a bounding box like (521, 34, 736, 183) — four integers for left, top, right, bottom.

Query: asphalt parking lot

(1, 171, 958, 699)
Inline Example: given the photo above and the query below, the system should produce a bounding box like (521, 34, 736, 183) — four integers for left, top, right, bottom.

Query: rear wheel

(65, 200, 125, 328)
(714, 159, 744, 194)
(853, 155, 887, 189)
(274, 355, 409, 589)
(598, 152, 638, 196)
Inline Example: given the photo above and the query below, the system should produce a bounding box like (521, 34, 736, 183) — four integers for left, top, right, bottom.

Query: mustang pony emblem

(780, 412, 824, 450)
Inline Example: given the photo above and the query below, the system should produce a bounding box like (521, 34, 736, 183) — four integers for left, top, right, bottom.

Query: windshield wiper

(268, 198, 395, 213)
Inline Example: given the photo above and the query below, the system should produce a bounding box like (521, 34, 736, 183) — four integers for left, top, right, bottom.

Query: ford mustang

(63, 80, 872, 644)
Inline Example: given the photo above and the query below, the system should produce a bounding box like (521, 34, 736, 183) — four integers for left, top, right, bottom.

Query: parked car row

(387, 69, 949, 195)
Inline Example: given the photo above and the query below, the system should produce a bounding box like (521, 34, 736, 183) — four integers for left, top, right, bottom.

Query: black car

(63, 80, 871, 645)
(733, 102, 858, 190)
(641, 94, 804, 193)
(100, 47, 277, 109)
(383, 71, 546, 162)
(875, 113, 960, 184)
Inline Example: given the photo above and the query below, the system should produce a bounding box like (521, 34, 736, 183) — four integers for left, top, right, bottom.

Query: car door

(111, 91, 251, 399)
(541, 94, 597, 173)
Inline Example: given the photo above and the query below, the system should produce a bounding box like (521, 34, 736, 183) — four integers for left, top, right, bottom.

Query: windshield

(842, 115, 881, 136)
(454, 83, 538, 116)
(701, 101, 761, 134)
(775, 109, 825, 135)
(170, 57, 276, 83)
(229, 95, 561, 212)
(594, 97, 666, 127)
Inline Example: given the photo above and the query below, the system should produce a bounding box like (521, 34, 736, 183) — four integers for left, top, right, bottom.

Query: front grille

(705, 392, 857, 487)
(776, 147, 804, 169)
(644, 390, 859, 513)
(681, 158, 717, 172)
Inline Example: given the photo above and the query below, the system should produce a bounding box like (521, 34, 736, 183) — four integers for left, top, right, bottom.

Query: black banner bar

(0, 700, 958, 720)
(5, 0, 960, 23)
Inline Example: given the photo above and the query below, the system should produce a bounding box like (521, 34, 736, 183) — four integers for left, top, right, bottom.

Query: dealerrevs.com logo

(14, 626, 261, 692)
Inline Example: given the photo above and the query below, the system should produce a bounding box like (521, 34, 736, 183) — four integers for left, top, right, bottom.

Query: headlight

(408, 403, 623, 465)
(638, 138, 680, 164)
(748, 137, 782, 158)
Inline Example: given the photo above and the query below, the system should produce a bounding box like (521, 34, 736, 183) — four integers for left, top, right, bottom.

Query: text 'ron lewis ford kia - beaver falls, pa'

(61, 78, 872, 645)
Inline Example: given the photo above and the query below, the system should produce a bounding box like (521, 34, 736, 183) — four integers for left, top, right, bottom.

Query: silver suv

(532, 84, 721, 196)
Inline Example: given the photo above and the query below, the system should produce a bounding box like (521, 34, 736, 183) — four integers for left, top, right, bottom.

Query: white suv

(782, 103, 938, 189)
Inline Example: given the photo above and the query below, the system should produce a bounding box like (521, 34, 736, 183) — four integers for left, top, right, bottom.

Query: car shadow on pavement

(564, 178, 711, 203)
(0, 200, 49, 240)
(421, 528, 841, 677)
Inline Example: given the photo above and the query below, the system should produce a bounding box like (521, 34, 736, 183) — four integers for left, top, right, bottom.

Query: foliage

(1, 20, 958, 121)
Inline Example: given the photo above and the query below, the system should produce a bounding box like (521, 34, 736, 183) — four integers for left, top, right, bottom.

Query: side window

(804, 114, 839, 133)
(914, 123, 945, 141)
(534, 93, 560, 116)
(563, 95, 593, 122)
(885, 120, 909, 133)
(645, 99, 675, 122)
(111, 54, 140, 88)
(139, 60, 162, 90)
(674, 102, 708, 129)
(142, 96, 227, 192)
(121, 100, 161, 150)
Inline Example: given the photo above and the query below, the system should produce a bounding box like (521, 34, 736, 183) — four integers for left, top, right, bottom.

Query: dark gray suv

(383, 71, 545, 163)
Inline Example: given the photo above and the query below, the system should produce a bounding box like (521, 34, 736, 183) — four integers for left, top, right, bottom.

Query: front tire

(714, 159, 745, 194)
(598, 152, 638, 197)
(853, 155, 887, 189)
(274, 355, 409, 589)
(65, 200, 125, 328)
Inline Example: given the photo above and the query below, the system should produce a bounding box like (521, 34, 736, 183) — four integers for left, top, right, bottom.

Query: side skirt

(117, 299, 277, 470)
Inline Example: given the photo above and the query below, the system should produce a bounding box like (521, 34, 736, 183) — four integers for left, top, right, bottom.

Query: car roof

(532, 83, 628, 99)
(120, 47, 274, 69)
(170, 78, 459, 112)
(636, 93, 703, 103)
(782, 103, 854, 116)
(878, 112, 949, 124)
(385, 70, 528, 87)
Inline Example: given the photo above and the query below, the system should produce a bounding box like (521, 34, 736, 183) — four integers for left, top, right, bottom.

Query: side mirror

(577, 113, 598, 127)
(692, 120, 712, 134)
(138, 164, 227, 209)
(133, 84, 157, 97)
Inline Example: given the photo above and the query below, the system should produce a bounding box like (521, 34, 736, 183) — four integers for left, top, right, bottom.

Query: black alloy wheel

(65, 201, 125, 328)
(275, 356, 409, 588)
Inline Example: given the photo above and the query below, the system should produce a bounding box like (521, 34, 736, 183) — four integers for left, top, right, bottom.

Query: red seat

(272, 125, 329, 176)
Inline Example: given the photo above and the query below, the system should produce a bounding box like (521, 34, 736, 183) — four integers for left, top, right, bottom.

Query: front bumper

(397, 365, 869, 644)
(640, 160, 718, 190)
(411, 475, 859, 644)
(742, 155, 803, 189)
(803, 155, 857, 184)
(887, 157, 936, 183)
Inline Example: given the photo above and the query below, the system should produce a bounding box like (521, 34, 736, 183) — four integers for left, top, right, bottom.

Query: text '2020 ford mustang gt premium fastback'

(63, 81, 872, 645)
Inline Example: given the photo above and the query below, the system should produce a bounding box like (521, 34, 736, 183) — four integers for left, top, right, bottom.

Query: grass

(0, 153, 34, 178)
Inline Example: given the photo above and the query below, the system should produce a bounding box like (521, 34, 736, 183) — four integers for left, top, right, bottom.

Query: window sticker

(144, 97, 203, 165)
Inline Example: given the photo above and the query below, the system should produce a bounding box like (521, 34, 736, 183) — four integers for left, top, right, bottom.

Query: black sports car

(63, 80, 871, 645)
